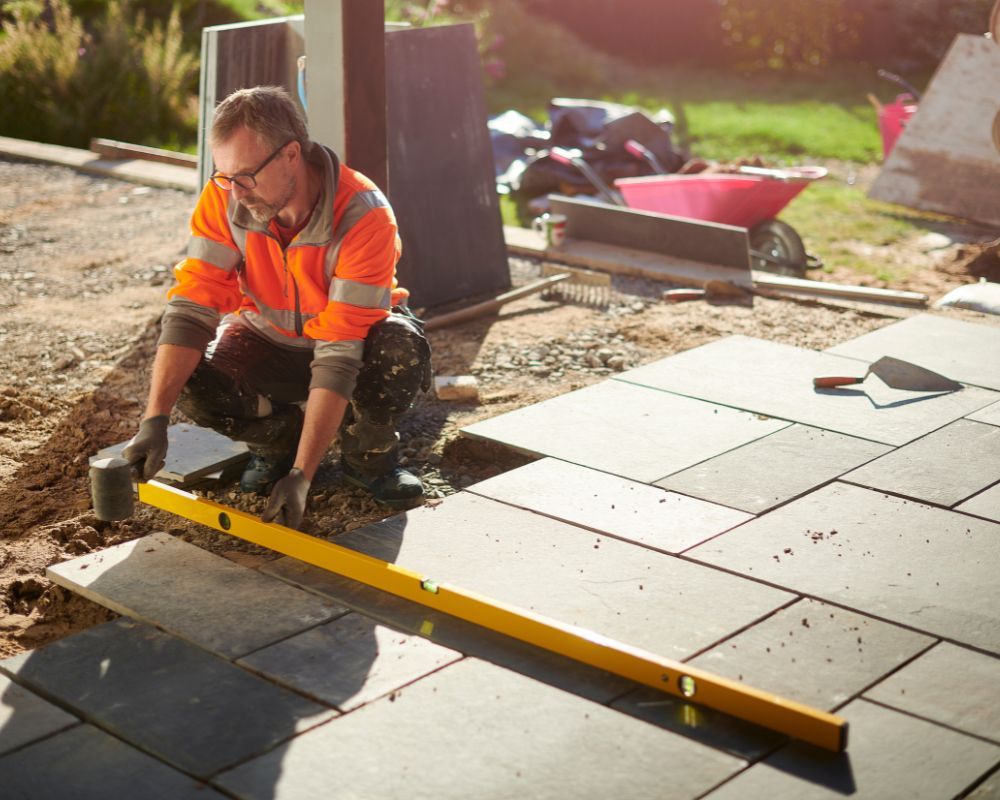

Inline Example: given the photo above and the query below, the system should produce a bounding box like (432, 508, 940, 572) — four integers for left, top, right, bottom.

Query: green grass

(490, 58, 946, 282)
(489, 64, 901, 164)
(778, 179, 954, 283)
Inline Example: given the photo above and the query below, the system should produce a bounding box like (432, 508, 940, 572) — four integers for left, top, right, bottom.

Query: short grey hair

(211, 86, 309, 151)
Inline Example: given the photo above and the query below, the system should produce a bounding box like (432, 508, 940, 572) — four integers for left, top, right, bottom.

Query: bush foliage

(0, 0, 198, 149)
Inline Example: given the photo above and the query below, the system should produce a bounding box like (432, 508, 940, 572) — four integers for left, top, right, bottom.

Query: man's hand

(121, 415, 170, 480)
(262, 468, 311, 529)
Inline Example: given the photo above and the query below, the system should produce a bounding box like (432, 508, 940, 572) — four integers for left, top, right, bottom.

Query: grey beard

(241, 173, 297, 225)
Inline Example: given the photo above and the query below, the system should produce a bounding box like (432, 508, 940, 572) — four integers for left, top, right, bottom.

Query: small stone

(606, 356, 626, 371)
(426, 453, 443, 466)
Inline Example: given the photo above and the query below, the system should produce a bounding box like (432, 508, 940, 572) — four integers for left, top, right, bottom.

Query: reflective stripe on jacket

(158, 143, 405, 399)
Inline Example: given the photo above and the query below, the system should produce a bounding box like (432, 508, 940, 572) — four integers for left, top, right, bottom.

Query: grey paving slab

(658, 425, 892, 514)
(616, 335, 1000, 446)
(864, 642, 1000, 743)
(461, 378, 789, 482)
(970, 400, 1000, 428)
(958, 482, 1000, 523)
(468, 457, 752, 553)
(238, 612, 462, 712)
(827, 314, 1000, 392)
(968, 770, 1000, 800)
(263, 556, 636, 703)
(92, 422, 249, 485)
(688, 482, 1000, 654)
(0, 724, 225, 800)
(0, 618, 336, 779)
(48, 531, 345, 659)
(612, 687, 785, 761)
(842, 419, 1000, 507)
(703, 699, 1000, 800)
(325, 492, 795, 661)
(216, 657, 745, 800)
(689, 598, 934, 711)
(0, 672, 77, 757)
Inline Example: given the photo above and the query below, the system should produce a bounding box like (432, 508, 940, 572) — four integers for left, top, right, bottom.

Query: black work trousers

(177, 309, 432, 475)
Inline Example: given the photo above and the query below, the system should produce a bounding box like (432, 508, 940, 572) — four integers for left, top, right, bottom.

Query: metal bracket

(138, 480, 848, 751)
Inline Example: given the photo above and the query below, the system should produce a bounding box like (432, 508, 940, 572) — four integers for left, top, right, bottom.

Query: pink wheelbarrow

(549, 146, 825, 277)
(615, 165, 827, 277)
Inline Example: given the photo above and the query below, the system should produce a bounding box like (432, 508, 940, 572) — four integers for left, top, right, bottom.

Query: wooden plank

(89, 139, 197, 168)
(503, 225, 925, 310)
(869, 34, 1000, 226)
(549, 195, 752, 272)
(0, 135, 199, 192)
(751, 271, 928, 306)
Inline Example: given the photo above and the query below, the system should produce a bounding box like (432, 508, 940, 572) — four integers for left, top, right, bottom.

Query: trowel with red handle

(813, 356, 962, 391)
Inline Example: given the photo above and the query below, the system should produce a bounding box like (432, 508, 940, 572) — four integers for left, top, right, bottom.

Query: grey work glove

(121, 415, 169, 481)
(262, 468, 311, 530)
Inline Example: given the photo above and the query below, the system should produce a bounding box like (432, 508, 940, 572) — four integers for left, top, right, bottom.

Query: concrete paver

(957, 482, 1000, 523)
(612, 688, 785, 761)
(238, 612, 462, 712)
(0, 673, 77, 757)
(688, 598, 934, 710)
(48, 532, 345, 659)
(658, 425, 891, 514)
(827, 314, 1000, 392)
(468, 457, 751, 552)
(0, 724, 225, 800)
(687, 483, 1000, 654)
(92, 423, 248, 485)
(967, 770, 1000, 799)
(702, 699, 1000, 799)
(841, 419, 1000, 507)
(325, 492, 795, 661)
(461, 378, 788, 482)
(969, 399, 1000, 427)
(263, 556, 636, 703)
(616, 335, 999, 445)
(0, 618, 336, 779)
(215, 658, 746, 800)
(864, 642, 1000, 743)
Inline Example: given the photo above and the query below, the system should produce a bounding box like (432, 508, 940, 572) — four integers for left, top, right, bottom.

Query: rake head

(541, 263, 614, 307)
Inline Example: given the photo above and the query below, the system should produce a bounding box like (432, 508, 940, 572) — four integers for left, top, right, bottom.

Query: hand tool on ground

(813, 356, 962, 391)
(87, 467, 848, 752)
(423, 273, 570, 331)
(424, 266, 614, 331)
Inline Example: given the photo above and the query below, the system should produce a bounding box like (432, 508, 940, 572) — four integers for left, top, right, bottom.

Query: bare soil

(1, 157, 997, 659)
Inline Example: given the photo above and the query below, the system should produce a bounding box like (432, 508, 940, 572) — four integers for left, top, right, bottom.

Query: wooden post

(304, 0, 387, 190)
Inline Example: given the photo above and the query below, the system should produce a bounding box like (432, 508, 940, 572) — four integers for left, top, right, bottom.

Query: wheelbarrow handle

(813, 376, 864, 388)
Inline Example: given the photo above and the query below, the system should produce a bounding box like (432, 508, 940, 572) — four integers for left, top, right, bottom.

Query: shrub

(0, 0, 198, 149)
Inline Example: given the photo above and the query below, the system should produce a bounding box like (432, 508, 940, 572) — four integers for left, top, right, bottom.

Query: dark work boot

(340, 458, 424, 509)
(240, 450, 295, 494)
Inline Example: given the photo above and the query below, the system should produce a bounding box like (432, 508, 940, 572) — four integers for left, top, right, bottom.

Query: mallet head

(89, 457, 135, 521)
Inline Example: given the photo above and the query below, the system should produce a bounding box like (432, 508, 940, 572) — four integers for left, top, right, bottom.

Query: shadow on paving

(0, 518, 409, 798)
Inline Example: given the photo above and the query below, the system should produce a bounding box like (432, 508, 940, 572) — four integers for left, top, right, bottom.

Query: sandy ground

(0, 156, 997, 659)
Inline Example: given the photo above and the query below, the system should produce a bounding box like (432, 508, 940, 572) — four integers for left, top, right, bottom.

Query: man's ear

(287, 140, 302, 165)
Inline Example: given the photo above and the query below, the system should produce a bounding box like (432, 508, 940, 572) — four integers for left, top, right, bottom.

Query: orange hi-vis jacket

(159, 143, 406, 400)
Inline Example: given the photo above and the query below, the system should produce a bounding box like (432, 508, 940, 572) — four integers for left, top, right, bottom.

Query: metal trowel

(813, 356, 962, 392)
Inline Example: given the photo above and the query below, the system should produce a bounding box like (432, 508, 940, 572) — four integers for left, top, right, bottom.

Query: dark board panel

(386, 24, 510, 309)
(550, 195, 751, 271)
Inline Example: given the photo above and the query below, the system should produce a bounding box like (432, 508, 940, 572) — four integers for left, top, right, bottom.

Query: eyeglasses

(210, 139, 293, 191)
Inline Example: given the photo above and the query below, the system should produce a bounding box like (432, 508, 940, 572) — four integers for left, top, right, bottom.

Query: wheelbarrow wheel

(749, 219, 808, 278)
